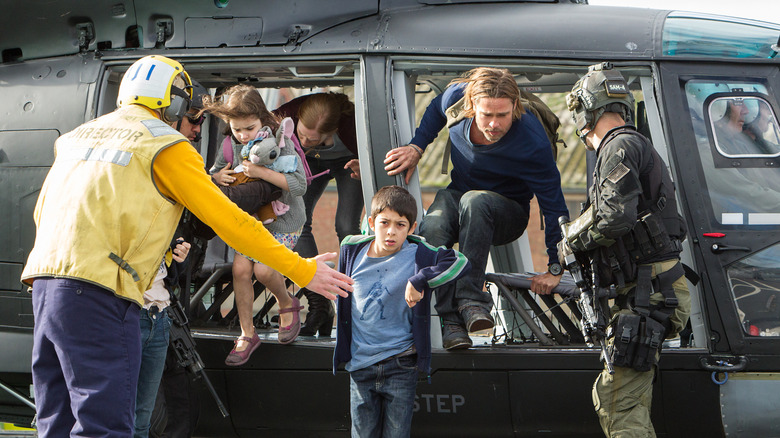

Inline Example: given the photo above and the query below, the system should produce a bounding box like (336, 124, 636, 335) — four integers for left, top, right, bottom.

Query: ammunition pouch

(594, 240, 636, 288)
(609, 313, 665, 372)
(622, 209, 672, 261)
(593, 209, 681, 288)
(609, 262, 683, 371)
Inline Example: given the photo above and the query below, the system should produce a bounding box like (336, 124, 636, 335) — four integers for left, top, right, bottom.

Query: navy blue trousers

(32, 278, 141, 437)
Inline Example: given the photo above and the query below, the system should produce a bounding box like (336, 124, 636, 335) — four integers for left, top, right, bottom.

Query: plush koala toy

(238, 117, 299, 220)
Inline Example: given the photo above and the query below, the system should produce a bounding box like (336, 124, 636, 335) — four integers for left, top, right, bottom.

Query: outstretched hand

(384, 145, 422, 185)
(305, 252, 353, 300)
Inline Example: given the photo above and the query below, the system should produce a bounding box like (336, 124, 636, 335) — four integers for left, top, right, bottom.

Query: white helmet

(117, 55, 193, 123)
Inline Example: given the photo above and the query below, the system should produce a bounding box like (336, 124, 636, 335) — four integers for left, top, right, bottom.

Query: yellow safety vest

(22, 105, 186, 306)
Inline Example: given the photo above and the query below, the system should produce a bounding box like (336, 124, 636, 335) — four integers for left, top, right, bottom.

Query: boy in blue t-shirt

(333, 185, 471, 437)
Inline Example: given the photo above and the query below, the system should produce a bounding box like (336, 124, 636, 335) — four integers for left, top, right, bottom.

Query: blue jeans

(32, 278, 141, 438)
(349, 355, 419, 438)
(134, 306, 171, 438)
(295, 155, 363, 258)
(418, 189, 528, 322)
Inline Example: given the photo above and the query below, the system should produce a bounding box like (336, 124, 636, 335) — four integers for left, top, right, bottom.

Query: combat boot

(299, 288, 335, 337)
(442, 322, 472, 350)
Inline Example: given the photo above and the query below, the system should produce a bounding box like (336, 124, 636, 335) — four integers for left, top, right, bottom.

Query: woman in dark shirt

(275, 92, 363, 336)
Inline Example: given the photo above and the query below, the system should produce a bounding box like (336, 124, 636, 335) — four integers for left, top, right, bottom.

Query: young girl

(274, 92, 362, 337)
(203, 84, 306, 366)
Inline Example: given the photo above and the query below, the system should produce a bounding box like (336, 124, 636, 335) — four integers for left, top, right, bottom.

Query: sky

(588, 0, 780, 25)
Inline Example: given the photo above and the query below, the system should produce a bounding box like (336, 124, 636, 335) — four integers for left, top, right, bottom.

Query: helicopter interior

(90, 57, 716, 355)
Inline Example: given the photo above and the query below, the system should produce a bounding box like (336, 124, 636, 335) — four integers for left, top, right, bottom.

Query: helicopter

(1, 1, 780, 437)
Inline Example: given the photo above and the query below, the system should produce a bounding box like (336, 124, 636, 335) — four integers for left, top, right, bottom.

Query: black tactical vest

(593, 126, 687, 286)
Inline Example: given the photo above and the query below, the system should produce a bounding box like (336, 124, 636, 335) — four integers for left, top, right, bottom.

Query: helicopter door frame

(659, 61, 780, 357)
(639, 74, 710, 351)
(354, 55, 396, 214)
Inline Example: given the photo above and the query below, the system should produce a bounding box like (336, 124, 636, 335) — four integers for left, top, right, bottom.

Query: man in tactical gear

(174, 80, 208, 143)
(22, 55, 352, 437)
(563, 63, 690, 437)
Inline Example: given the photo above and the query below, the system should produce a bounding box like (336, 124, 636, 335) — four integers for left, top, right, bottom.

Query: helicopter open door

(660, 60, 780, 436)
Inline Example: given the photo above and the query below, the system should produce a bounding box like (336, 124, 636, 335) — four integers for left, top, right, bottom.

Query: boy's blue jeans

(134, 306, 171, 438)
(349, 354, 418, 438)
(418, 189, 528, 322)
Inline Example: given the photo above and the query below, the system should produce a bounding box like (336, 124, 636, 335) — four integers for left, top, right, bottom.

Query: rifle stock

(559, 216, 615, 374)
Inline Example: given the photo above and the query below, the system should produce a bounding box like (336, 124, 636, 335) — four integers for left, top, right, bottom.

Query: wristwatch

(548, 262, 563, 276)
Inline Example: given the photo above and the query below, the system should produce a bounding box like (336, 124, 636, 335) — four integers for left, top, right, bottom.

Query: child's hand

(405, 282, 423, 308)
(242, 160, 270, 179)
(172, 238, 191, 263)
(213, 163, 236, 186)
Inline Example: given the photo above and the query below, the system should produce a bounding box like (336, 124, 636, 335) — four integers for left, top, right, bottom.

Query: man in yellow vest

(21, 55, 353, 437)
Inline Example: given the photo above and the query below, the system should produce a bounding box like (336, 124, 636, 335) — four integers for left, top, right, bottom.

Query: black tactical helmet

(190, 80, 208, 111)
(176, 80, 208, 142)
(566, 62, 635, 141)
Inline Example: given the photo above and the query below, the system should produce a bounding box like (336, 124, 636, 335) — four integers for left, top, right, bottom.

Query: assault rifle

(167, 291, 230, 418)
(558, 215, 615, 374)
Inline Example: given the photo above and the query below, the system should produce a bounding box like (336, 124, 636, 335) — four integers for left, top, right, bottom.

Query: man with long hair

(385, 67, 568, 349)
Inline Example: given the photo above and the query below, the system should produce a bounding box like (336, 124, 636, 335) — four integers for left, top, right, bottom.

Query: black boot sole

(443, 336, 473, 350)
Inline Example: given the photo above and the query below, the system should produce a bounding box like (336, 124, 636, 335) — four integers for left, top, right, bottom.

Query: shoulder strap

(222, 136, 233, 164)
(441, 138, 452, 175)
(289, 134, 329, 184)
(441, 96, 467, 175)
(518, 88, 564, 160)
(445, 96, 468, 129)
(600, 125, 637, 147)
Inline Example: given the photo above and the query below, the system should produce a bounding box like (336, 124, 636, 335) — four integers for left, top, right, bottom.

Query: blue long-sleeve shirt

(410, 83, 569, 265)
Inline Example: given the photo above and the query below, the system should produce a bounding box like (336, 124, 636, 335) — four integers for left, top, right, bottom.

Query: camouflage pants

(592, 259, 690, 437)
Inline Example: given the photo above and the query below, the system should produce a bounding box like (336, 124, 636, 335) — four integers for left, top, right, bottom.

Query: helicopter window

(684, 80, 780, 226)
(728, 244, 780, 337)
(663, 13, 780, 59)
(708, 96, 780, 158)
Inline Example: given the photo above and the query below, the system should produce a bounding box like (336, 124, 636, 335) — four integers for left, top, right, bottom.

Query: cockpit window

(663, 13, 780, 59)
(728, 244, 780, 337)
(684, 80, 780, 226)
